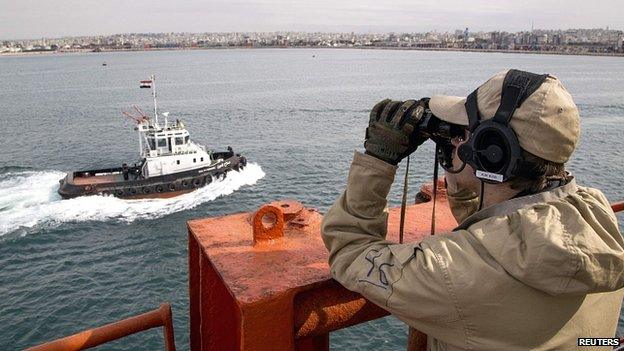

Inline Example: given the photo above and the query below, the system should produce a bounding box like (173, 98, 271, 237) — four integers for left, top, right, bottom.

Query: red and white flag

(139, 80, 152, 88)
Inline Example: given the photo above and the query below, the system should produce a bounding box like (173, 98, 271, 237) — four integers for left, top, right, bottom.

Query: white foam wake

(0, 164, 265, 236)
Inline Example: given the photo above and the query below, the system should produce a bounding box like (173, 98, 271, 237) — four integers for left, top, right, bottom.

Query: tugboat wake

(0, 163, 265, 237)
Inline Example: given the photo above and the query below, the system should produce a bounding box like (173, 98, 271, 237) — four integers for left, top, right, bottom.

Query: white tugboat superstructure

(58, 75, 246, 199)
(135, 75, 217, 178)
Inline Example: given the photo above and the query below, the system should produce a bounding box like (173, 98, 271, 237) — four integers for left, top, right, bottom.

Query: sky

(1, 0, 623, 40)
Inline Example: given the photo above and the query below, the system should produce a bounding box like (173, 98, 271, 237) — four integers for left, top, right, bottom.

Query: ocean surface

(1, 49, 623, 350)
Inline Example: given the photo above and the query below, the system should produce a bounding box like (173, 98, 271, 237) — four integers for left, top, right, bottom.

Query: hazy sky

(2, 0, 623, 40)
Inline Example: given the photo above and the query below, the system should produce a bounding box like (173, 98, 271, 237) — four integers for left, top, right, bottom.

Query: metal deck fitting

(187, 183, 458, 351)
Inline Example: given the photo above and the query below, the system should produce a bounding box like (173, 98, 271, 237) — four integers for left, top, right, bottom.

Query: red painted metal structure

(187, 183, 458, 351)
(25, 303, 176, 351)
(24, 190, 624, 350)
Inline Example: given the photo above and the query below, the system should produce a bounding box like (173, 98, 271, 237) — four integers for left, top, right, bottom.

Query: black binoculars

(412, 99, 466, 170)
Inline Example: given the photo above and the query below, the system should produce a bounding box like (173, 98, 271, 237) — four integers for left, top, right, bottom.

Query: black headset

(456, 69, 549, 183)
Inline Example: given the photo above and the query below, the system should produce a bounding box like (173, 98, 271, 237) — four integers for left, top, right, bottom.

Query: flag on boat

(139, 80, 152, 88)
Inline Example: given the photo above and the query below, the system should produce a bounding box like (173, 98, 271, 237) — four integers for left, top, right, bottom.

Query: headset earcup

(469, 121, 523, 182)
(473, 126, 508, 175)
(457, 143, 474, 165)
(483, 144, 504, 164)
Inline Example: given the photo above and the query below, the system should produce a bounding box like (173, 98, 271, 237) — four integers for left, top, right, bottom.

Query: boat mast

(151, 74, 159, 128)
(138, 127, 143, 156)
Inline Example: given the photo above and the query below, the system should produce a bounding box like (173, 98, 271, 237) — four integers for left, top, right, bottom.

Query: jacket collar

(454, 178, 578, 231)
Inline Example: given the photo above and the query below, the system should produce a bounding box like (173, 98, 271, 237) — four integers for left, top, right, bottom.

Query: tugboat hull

(58, 153, 247, 199)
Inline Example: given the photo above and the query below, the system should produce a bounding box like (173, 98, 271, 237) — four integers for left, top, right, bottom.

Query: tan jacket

(321, 151, 624, 350)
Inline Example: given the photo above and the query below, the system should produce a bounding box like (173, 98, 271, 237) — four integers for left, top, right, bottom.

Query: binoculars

(411, 100, 465, 170)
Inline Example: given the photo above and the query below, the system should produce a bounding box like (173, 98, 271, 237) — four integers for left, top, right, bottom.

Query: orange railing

(25, 303, 176, 351)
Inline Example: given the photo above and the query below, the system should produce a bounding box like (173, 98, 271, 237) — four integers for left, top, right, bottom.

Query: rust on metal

(268, 199, 304, 221)
(293, 279, 389, 338)
(187, 188, 457, 351)
(408, 327, 428, 351)
(25, 303, 176, 351)
(252, 203, 286, 244)
(414, 178, 447, 204)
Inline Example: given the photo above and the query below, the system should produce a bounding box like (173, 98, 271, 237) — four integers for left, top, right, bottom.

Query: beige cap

(429, 70, 580, 163)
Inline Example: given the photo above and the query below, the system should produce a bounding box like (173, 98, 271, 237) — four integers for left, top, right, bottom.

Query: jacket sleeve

(321, 151, 460, 330)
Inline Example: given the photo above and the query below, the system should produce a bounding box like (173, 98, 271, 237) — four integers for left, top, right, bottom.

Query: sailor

(321, 69, 624, 350)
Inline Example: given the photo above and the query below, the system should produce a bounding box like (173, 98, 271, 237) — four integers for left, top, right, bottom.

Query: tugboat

(58, 75, 247, 199)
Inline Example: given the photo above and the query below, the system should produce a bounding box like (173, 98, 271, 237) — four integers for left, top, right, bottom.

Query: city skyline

(4, 28, 622, 57)
(1, 0, 623, 40)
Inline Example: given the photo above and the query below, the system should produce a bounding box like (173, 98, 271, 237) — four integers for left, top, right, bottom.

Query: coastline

(2, 46, 623, 58)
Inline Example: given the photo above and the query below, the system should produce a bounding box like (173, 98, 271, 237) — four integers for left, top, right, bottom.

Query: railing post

(407, 327, 428, 351)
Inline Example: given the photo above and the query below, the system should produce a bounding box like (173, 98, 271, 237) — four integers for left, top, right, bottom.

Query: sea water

(1, 49, 623, 350)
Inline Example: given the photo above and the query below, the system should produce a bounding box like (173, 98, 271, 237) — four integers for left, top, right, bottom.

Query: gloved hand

(364, 99, 428, 165)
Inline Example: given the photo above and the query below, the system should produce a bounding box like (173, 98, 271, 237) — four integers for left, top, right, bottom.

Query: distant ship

(58, 75, 247, 199)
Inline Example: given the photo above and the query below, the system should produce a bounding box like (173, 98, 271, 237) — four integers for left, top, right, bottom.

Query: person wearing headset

(321, 69, 624, 350)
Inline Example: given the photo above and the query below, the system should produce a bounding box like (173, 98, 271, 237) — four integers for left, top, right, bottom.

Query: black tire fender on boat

(116, 189, 124, 196)
(156, 185, 164, 193)
(168, 183, 175, 191)
(181, 180, 188, 188)
(130, 188, 137, 195)
(205, 176, 212, 185)
(142, 187, 151, 194)
(192, 178, 201, 187)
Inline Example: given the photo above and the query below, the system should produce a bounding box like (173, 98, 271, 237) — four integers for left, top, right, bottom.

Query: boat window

(185, 136, 190, 144)
(193, 158, 196, 163)
(175, 137, 184, 145)
(200, 157, 204, 162)
(158, 138, 167, 147)
(176, 160, 180, 165)
(148, 138, 156, 150)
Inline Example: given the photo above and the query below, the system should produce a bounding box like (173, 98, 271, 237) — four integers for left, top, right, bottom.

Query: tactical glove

(364, 99, 428, 165)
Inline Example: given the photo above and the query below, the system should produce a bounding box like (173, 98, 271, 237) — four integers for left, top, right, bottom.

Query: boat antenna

(133, 105, 149, 121)
(122, 111, 142, 123)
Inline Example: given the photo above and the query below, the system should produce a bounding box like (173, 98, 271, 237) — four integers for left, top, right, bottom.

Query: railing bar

(25, 303, 175, 351)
